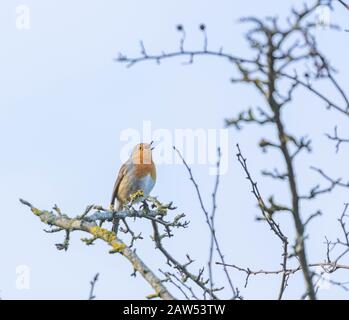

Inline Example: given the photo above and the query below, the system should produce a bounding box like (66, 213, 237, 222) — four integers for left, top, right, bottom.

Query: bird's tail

(111, 202, 122, 235)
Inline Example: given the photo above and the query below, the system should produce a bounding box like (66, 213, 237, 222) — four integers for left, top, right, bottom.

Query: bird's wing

(110, 162, 128, 207)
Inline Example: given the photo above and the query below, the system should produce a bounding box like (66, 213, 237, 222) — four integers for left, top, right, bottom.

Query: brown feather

(110, 162, 128, 208)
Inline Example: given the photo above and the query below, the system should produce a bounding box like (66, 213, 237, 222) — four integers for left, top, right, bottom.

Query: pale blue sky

(0, 0, 348, 299)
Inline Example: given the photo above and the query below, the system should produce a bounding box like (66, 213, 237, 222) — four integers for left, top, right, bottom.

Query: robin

(110, 142, 156, 233)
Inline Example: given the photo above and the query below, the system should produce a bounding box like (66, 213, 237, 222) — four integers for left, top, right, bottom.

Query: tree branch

(19, 199, 175, 300)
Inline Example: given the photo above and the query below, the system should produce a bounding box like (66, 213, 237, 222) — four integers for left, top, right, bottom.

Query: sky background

(0, 0, 349, 299)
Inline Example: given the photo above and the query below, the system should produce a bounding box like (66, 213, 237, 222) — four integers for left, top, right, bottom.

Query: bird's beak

(150, 140, 158, 150)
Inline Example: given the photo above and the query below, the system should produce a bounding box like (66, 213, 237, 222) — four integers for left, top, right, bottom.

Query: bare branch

(236, 144, 289, 299)
(173, 146, 239, 299)
(19, 198, 175, 300)
(326, 126, 349, 153)
(88, 273, 99, 300)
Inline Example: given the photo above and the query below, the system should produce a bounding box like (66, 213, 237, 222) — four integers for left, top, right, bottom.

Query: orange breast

(134, 162, 156, 181)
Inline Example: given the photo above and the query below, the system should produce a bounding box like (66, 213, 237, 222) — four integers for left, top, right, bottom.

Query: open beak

(150, 140, 158, 150)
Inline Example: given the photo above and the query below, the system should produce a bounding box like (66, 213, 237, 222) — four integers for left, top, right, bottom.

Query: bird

(110, 142, 156, 234)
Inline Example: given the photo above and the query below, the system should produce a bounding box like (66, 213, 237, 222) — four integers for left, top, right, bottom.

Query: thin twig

(88, 273, 99, 300)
